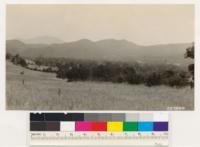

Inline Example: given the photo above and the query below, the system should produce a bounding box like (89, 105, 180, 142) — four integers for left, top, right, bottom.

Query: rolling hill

(6, 39, 192, 65)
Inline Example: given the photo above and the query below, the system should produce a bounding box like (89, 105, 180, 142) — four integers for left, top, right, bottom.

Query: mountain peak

(76, 39, 93, 43)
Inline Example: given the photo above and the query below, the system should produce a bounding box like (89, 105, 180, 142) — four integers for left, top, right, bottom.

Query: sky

(6, 4, 194, 45)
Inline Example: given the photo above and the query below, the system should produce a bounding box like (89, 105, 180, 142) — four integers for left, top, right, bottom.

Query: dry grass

(6, 62, 194, 110)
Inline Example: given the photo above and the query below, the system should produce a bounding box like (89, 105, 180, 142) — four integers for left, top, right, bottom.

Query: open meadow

(6, 62, 194, 110)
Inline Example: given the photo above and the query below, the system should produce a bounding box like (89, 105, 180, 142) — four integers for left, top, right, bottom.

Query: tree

(10, 54, 27, 67)
(185, 44, 194, 59)
(185, 44, 194, 88)
(6, 53, 12, 60)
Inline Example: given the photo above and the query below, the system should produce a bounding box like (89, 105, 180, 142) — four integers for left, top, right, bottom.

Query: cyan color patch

(138, 122, 153, 131)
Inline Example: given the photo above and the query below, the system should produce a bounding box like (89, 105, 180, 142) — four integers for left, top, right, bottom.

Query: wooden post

(58, 88, 61, 97)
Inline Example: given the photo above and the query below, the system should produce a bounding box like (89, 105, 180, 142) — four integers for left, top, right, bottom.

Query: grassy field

(6, 61, 194, 110)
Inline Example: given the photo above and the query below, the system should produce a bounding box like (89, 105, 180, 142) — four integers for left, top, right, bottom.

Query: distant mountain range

(6, 38, 193, 66)
(21, 36, 64, 44)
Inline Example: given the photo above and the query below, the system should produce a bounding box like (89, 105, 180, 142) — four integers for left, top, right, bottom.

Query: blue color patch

(138, 122, 153, 131)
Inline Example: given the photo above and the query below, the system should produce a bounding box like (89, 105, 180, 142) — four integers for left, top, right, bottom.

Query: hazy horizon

(7, 4, 194, 46)
(6, 36, 193, 46)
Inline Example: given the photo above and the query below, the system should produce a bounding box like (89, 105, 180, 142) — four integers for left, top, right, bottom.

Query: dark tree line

(56, 60, 189, 87)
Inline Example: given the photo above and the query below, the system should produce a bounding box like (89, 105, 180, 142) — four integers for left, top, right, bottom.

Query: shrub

(11, 54, 27, 67)
(145, 72, 162, 87)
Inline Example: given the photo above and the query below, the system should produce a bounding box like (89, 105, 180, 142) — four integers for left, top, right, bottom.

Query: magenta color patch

(75, 121, 92, 131)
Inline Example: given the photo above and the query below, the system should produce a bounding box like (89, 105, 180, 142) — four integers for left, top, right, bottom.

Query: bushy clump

(163, 71, 189, 87)
(145, 72, 162, 87)
(57, 61, 93, 81)
(6, 53, 13, 60)
(10, 54, 27, 67)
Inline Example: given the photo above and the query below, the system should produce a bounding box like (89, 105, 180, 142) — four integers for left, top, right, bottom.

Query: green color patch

(123, 122, 138, 131)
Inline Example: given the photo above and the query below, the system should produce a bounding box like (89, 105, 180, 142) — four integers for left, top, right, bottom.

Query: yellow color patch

(107, 122, 123, 132)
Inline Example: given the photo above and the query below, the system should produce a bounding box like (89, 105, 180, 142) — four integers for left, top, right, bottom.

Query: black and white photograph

(6, 4, 194, 110)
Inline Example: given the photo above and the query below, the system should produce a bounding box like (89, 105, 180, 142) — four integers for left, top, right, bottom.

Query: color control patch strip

(29, 113, 169, 146)
(30, 113, 168, 132)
